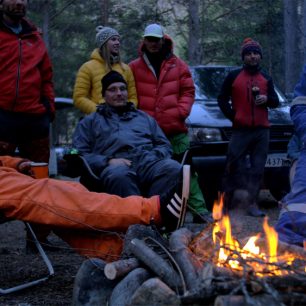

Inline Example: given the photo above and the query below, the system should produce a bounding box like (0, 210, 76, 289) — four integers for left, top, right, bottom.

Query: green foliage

(27, 0, 288, 96)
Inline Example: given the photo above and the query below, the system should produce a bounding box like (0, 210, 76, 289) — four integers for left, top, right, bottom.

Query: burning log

(169, 228, 204, 290)
(189, 223, 215, 261)
(129, 277, 181, 306)
(104, 257, 140, 280)
(109, 267, 151, 306)
(129, 238, 183, 293)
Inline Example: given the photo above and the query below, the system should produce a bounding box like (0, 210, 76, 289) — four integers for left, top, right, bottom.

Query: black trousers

(222, 127, 270, 208)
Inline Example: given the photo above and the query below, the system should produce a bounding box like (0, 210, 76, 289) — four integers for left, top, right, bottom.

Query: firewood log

(122, 224, 168, 258)
(109, 267, 151, 306)
(169, 228, 204, 290)
(181, 280, 239, 304)
(104, 257, 140, 280)
(129, 238, 183, 293)
(129, 277, 181, 306)
(72, 258, 117, 306)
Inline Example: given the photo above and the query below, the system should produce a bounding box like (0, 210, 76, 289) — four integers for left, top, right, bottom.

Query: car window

(191, 66, 236, 100)
(52, 99, 82, 147)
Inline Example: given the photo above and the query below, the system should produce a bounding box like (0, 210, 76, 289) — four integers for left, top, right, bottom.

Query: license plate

(265, 153, 290, 168)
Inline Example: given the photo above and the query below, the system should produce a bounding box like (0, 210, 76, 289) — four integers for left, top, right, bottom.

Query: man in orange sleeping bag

(0, 155, 189, 262)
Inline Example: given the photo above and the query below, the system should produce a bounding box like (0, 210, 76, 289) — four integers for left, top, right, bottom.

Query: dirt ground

(0, 190, 280, 306)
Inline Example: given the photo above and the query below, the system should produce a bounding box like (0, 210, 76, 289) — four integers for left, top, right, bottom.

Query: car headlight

(188, 127, 222, 142)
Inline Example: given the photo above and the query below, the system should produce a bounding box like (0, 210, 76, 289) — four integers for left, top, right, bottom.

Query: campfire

(209, 195, 297, 277)
(76, 196, 306, 306)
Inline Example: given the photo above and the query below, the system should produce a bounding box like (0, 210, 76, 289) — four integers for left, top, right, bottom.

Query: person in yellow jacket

(73, 26, 137, 114)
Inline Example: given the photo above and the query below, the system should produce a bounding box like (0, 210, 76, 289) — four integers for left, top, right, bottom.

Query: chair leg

(0, 223, 54, 295)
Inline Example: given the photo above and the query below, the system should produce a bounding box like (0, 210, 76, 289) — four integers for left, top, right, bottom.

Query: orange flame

(212, 194, 224, 221)
(211, 194, 300, 277)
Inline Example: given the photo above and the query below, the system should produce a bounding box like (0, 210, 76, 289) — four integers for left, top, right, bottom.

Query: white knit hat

(143, 24, 164, 38)
(95, 26, 119, 49)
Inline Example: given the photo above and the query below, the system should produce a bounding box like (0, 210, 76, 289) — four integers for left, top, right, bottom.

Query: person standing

(0, 0, 55, 250)
(0, 0, 55, 163)
(129, 23, 211, 223)
(218, 38, 279, 216)
(73, 25, 137, 114)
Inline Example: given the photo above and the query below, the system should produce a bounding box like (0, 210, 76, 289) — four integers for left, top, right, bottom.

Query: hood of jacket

(90, 48, 106, 64)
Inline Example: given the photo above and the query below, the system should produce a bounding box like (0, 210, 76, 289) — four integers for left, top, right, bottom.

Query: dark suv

(186, 65, 294, 208)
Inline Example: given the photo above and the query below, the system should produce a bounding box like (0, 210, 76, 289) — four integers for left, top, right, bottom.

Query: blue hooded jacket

(275, 67, 306, 247)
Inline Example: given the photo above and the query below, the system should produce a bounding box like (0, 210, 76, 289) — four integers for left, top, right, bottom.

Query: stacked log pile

(73, 224, 306, 306)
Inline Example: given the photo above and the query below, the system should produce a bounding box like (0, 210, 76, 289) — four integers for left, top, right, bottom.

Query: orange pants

(0, 156, 161, 261)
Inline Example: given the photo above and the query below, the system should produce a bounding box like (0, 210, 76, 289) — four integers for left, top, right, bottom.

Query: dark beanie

(241, 38, 262, 59)
(101, 71, 127, 97)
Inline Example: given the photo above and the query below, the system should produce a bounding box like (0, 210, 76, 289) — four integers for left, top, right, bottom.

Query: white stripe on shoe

(171, 194, 182, 209)
(167, 204, 181, 218)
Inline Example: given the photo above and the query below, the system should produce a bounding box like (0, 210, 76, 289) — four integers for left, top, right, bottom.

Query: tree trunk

(42, 0, 50, 51)
(188, 0, 202, 64)
(303, 0, 306, 62)
(100, 0, 109, 25)
(283, 0, 301, 93)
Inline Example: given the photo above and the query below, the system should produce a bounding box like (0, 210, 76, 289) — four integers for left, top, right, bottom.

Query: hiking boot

(247, 205, 266, 217)
(160, 165, 190, 231)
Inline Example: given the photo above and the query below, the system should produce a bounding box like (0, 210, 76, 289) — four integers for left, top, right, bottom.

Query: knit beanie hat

(96, 26, 119, 49)
(241, 38, 262, 59)
(101, 71, 127, 97)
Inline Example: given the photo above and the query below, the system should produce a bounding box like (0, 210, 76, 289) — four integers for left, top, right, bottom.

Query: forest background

(26, 0, 306, 99)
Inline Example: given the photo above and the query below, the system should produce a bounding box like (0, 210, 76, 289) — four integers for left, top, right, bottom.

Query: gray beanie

(95, 26, 119, 49)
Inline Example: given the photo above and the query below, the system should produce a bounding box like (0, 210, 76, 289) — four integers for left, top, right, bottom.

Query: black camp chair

(63, 149, 190, 192)
(63, 154, 104, 192)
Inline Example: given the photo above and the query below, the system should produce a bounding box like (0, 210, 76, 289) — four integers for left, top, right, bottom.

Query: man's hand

(108, 158, 132, 167)
(255, 94, 267, 105)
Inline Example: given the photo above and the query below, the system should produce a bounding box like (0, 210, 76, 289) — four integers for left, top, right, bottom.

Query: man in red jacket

(0, 0, 55, 163)
(129, 24, 212, 223)
(0, 0, 55, 247)
(218, 38, 279, 216)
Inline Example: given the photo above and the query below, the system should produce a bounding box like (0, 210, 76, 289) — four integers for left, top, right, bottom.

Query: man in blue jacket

(73, 71, 190, 229)
(218, 38, 279, 216)
(275, 65, 306, 247)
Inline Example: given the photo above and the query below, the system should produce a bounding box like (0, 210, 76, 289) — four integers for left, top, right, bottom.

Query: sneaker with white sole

(160, 165, 190, 231)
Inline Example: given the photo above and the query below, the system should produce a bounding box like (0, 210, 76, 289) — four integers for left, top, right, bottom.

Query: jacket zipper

(12, 38, 22, 111)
